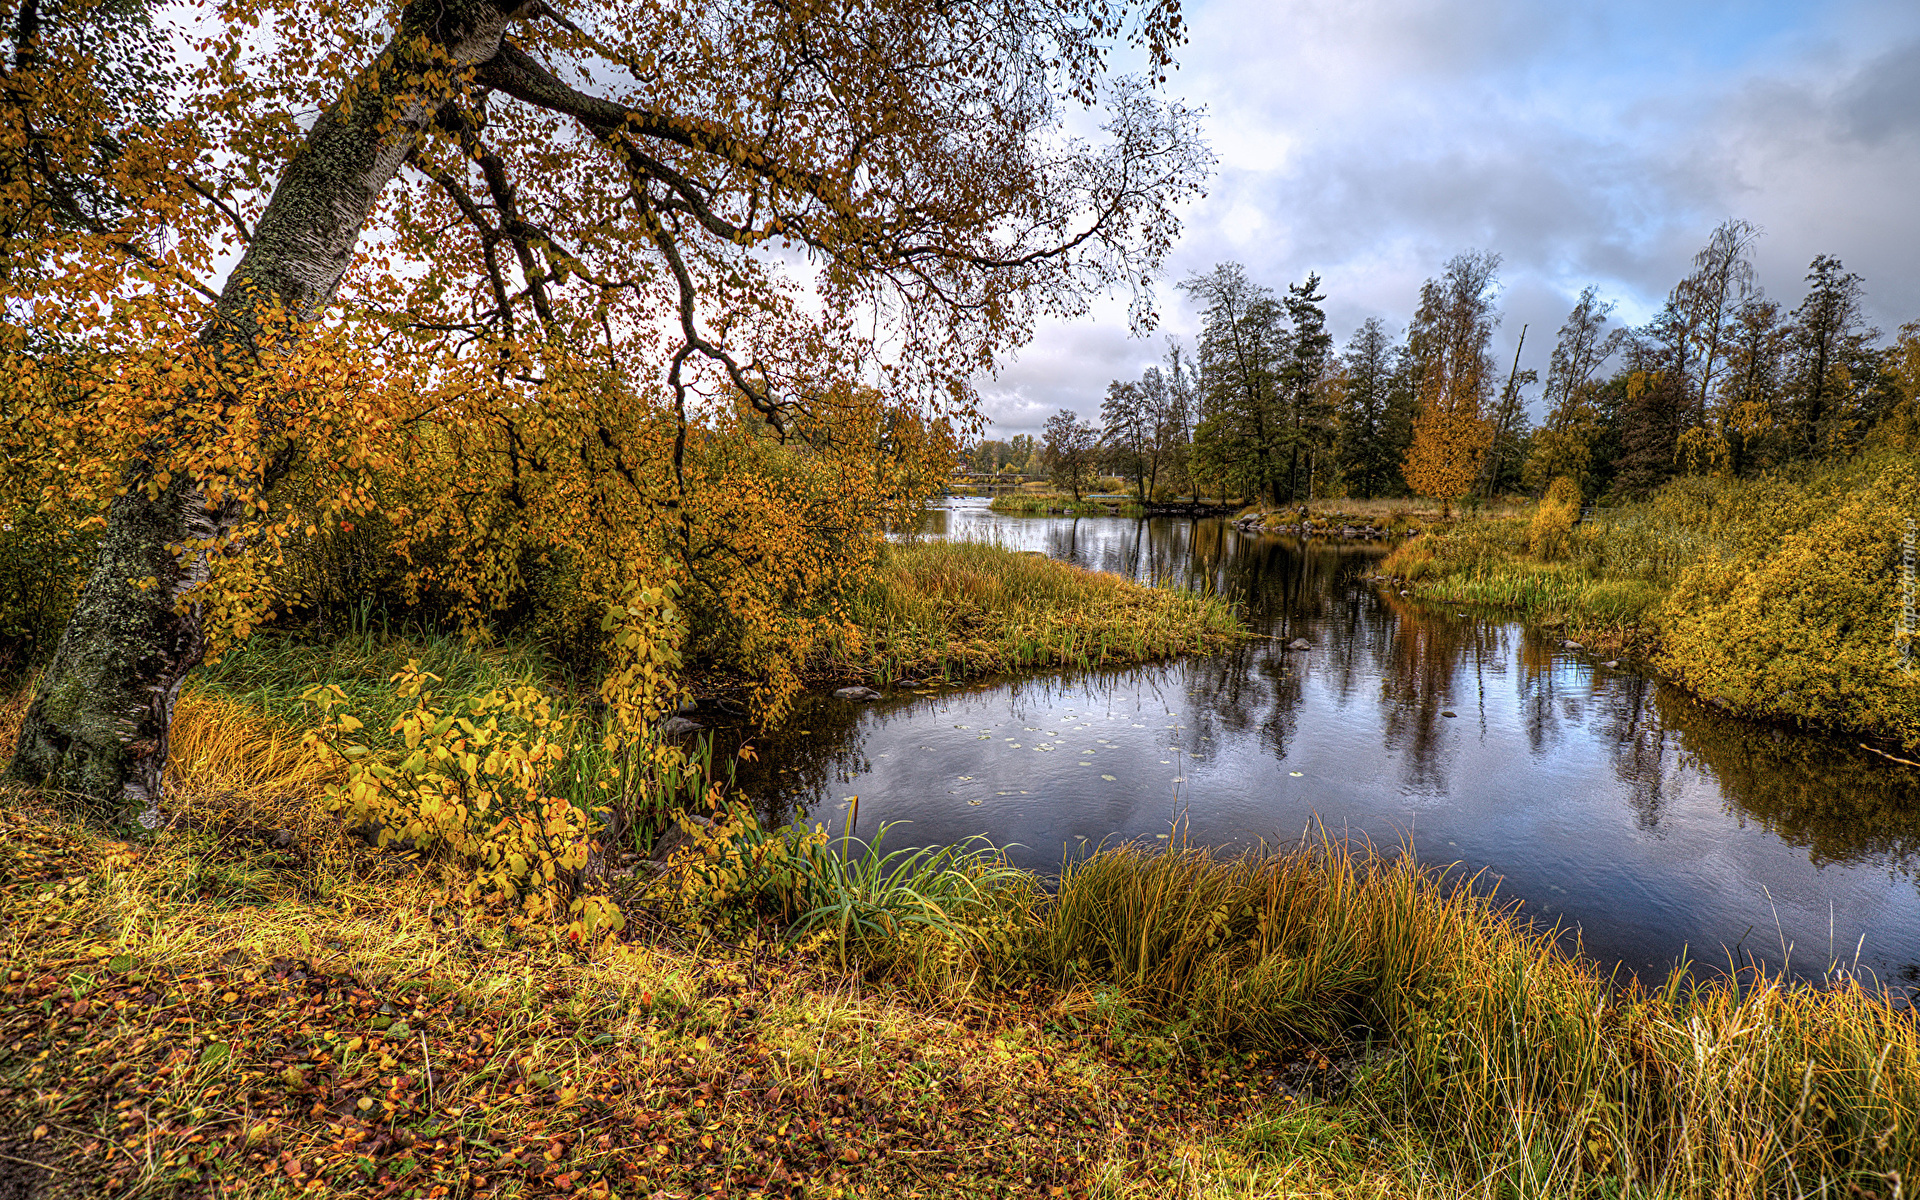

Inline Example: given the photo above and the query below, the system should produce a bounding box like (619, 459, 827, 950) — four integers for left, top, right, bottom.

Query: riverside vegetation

(4, 552, 1917, 1198)
(1379, 449, 1920, 754)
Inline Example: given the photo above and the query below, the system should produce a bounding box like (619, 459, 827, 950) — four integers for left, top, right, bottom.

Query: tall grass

(1038, 835, 1920, 1197)
(824, 539, 1242, 684)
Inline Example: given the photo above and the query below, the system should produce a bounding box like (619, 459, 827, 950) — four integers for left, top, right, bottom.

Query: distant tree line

(980, 219, 1920, 509)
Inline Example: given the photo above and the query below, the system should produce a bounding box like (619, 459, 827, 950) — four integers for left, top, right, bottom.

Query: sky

(975, 0, 1920, 440)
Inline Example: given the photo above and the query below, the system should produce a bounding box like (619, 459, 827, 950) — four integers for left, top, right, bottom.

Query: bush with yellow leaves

(303, 664, 623, 937)
(301, 580, 695, 941)
(1658, 455, 1920, 751)
(1527, 475, 1581, 561)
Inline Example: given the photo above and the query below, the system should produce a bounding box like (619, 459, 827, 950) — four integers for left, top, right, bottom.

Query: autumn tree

(1711, 295, 1789, 474)
(1158, 340, 1198, 499)
(1042, 408, 1102, 501)
(1477, 323, 1535, 497)
(1401, 251, 1500, 515)
(3, 0, 1208, 827)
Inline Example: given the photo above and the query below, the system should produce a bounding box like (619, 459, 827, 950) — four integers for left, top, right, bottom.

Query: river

(718, 499, 1920, 994)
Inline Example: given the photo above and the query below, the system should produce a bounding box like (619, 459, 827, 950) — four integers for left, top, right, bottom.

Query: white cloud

(978, 0, 1920, 439)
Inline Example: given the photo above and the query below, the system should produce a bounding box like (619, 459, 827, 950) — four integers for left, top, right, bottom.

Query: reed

(1038, 834, 1920, 1196)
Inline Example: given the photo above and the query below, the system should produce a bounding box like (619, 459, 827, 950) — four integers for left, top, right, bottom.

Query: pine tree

(1278, 273, 1334, 501)
(1333, 317, 1398, 497)
(1183, 263, 1288, 503)
(1783, 255, 1880, 460)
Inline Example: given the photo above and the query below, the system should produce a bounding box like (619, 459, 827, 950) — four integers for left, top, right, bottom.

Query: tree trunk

(8, 0, 533, 830)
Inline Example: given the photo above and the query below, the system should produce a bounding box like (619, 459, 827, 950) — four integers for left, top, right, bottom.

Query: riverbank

(987, 492, 1144, 517)
(819, 539, 1244, 688)
(3, 749, 1914, 1198)
(1379, 455, 1920, 753)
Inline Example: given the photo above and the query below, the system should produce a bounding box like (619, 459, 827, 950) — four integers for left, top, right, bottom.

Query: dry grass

(824, 539, 1244, 686)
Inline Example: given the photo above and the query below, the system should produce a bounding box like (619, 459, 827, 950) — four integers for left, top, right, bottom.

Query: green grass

(825, 539, 1244, 686)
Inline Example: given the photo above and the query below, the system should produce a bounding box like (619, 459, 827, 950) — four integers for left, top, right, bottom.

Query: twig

(1860, 743, 1920, 768)
(421, 1030, 436, 1111)
(0, 1150, 67, 1173)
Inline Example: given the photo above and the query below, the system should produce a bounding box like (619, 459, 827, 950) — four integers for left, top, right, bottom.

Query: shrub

(1659, 456, 1920, 750)
(1527, 475, 1581, 560)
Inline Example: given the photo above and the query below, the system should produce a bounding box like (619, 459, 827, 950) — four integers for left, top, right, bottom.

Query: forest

(974, 224, 1918, 514)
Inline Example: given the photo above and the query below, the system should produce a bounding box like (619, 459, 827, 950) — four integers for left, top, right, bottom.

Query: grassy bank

(986, 493, 1144, 516)
(4, 746, 1914, 1198)
(1382, 454, 1920, 751)
(823, 540, 1242, 687)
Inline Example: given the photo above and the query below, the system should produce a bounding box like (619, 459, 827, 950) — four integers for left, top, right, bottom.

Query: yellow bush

(1659, 457, 1920, 751)
(305, 664, 608, 921)
(1527, 475, 1581, 560)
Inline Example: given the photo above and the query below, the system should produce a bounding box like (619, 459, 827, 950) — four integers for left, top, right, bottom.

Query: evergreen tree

(1183, 263, 1288, 503)
(1782, 255, 1880, 460)
(1610, 334, 1690, 498)
(1334, 317, 1398, 497)
(1277, 273, 1335, 501)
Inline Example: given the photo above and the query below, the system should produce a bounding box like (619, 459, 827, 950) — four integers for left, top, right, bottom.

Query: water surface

(720, 500, 1920, 992)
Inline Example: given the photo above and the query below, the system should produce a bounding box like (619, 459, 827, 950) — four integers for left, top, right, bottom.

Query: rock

(347, 819, 417, 853)
(270, 828, 296, 849)
(1287, 637, 1311, 651)
(1442, 710, 1457, 718)
(834, 685, 884, 702)
(1602, 660, 1619, 669)
(1562, 640, 1583, 650)
(649, 813, 715, 861)
(658, 715, 702, 737)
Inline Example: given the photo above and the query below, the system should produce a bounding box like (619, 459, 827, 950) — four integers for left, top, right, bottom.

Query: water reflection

(719, 501, 1920, 989)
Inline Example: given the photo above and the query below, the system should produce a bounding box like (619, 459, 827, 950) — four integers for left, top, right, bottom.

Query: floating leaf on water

(1160, 760, 1171, 764)
(1289, 771, 1303, 777)
(956, 776, 973, 781)
(968, 799, 983, 805)
(1080, 761, 1092, 766)
(1101, 775, 1116, 781)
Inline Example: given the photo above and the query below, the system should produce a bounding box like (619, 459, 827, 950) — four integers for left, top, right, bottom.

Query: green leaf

(199, 1042, 230, 1067)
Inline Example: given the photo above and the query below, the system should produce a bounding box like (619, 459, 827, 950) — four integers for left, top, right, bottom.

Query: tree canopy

(2, 0, 1210, 823)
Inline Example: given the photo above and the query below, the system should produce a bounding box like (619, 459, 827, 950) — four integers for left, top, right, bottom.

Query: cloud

(978, 0, 1920, 438)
